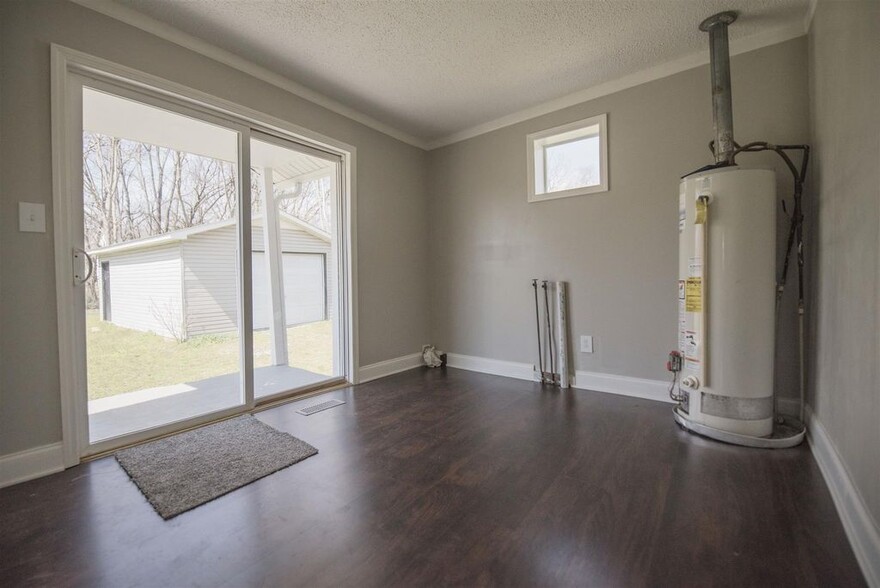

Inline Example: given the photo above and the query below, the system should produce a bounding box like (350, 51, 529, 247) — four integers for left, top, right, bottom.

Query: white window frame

(526, 113, 608, 203)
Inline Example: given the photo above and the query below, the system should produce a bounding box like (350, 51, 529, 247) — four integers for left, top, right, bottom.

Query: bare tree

(546, 148, 596, 193)
(83, 131, 241, 314)
(83, 132, 240, 247)
(277, 177, 332, 232)
(150, 299, 190, 343)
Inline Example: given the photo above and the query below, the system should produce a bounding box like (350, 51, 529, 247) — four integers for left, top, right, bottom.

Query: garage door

(252, 252, 326, 330)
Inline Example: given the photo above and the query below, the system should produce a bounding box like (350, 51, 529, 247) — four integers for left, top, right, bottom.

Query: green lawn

(86, 311, 332, 400)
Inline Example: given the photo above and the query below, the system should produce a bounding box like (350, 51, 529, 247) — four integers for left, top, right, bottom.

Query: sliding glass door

(79, 81, 248, 444)
(249, 134, 343, 400)
(65, 71, 349, 454)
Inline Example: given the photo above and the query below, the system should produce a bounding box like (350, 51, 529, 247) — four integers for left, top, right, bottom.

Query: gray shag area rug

(115, 415, 317, 519)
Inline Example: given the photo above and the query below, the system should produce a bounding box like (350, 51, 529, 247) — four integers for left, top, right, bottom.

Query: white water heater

(675, 167, 776, 438)
(672, 11, 805, 448)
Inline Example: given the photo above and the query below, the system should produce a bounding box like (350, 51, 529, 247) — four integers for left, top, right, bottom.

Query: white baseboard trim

(445, 352, 672, 404)
(806, 406, 880, 587)
(572, 370, 674, 404)
(358, 352, 423, 383)
(0, 442, 65, 489)
(445, 353, 535, 381)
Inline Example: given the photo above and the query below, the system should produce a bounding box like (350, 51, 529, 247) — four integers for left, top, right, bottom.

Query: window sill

(528, 182, 608, 203)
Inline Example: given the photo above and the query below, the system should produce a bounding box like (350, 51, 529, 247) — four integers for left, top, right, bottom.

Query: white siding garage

(98, 244, 183, 339)
(93, 214, 332, 340)
(182, 224, 239, 336)
(251, 252, 326, 329)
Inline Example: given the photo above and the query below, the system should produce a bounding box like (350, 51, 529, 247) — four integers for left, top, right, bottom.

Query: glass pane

(82, 86, 243, 443)
(544, 134, 601, 193)
(250, 137, 340, 399)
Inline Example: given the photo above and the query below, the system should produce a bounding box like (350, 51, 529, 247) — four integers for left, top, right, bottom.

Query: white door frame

(51, 45, 359, 467)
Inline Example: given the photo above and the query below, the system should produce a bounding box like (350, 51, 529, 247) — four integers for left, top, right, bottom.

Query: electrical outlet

(580, 335, 594, 353)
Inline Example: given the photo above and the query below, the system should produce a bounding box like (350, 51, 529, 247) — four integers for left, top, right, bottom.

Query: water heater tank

(677, 166, 776, 437)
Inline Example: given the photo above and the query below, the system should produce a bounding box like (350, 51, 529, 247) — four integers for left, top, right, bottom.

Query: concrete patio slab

(89, 365, 330, 442)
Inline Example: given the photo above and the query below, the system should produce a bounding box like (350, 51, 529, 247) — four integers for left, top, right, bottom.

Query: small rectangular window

(527, 113, 608, 202)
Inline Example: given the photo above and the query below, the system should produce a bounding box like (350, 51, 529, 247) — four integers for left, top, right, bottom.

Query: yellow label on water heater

(685, 277, 702, 312)
(695, 198, 708, 224)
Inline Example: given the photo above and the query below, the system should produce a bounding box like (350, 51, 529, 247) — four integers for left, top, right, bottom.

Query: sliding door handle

(72, 247, 94, 286)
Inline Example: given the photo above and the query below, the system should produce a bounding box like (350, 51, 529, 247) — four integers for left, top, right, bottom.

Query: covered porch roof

(83, 86, 336, 185)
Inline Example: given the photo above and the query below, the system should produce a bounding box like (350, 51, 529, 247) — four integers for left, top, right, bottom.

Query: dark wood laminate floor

(0, 368, 865, 587)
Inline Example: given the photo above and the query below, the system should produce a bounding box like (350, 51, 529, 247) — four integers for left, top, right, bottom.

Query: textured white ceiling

(113, 0, 810, 144)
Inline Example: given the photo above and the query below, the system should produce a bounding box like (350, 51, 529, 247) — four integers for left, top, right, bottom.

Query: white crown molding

(358, 352, 423, 384)
(806, 406, 880, 587)
(427, 21, 809, 150)
(0, 443, 65, 489)
(69, 0, 429, 150)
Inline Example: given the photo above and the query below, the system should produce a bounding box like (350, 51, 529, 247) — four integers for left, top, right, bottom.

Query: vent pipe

(700, 11, 738, 165)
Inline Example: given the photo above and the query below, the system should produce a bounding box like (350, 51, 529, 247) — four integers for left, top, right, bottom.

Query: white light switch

(19, 202, 46, 233)
(580, 335, 594, 353)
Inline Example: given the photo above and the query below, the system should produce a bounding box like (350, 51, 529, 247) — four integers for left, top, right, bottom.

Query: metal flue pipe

(700, 11, 738, 165)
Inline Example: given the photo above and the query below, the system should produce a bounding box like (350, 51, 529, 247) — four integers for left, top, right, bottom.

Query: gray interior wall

(0, 0, 430, 456)
(428, 38, 810, 387)
(807, 0, 880, 527)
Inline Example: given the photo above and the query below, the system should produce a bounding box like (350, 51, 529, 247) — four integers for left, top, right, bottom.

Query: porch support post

(262, 167, 288, 366)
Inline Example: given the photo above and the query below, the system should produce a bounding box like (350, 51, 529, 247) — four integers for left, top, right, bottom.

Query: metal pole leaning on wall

(532, 279, 544, 379)
(541, 280, 556, 384)
(532, 279, 570, 387)
(555, 281, 570, 388)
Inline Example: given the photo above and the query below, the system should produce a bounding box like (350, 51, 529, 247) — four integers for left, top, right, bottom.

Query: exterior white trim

(0, 443, 65, 489)
(89, 212, 330, 257)
(427, 23, 808, 150)
(572, 370, 673, 404)
(70, 0, 428, 150)
(358, 353, 423, 383)
(806, 406, 880, 587)
(89, 218, 235, 256)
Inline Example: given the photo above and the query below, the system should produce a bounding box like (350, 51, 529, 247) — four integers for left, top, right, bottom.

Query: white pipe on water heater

(692, 191, 710, 390)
